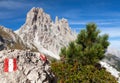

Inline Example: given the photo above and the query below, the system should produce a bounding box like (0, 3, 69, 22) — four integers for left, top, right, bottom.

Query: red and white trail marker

(4, 58, 17, 72)
(40, 54, 47, 62)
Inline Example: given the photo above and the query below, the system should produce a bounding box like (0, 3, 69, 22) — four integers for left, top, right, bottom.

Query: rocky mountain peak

(15, 7, 76, 60)
(26, 7, 51, 26)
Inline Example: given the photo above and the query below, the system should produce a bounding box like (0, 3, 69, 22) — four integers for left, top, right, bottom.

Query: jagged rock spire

(15, 7, 76, 60)
(26, 7, 51, 26)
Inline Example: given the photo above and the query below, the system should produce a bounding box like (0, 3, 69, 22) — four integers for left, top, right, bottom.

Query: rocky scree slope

(15, 7, 76, 60)
(0, 49, 56, 83)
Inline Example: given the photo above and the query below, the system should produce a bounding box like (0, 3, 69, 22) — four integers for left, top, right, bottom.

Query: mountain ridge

(0, 7, 76, 60)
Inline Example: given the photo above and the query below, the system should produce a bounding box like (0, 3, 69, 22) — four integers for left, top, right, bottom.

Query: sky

(0, 0, 120, 49)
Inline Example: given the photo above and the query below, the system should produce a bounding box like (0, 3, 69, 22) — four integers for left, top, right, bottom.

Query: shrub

(60, 23, 109, 65)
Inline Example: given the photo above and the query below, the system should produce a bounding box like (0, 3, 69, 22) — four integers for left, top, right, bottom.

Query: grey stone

(0, 49, 56, 83)
(27, 70, 38, 81)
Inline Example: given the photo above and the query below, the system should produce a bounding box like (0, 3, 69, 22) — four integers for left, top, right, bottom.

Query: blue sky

(0, 0, 120, 49)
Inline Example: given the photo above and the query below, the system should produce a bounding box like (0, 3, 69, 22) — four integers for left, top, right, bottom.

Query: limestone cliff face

(16, 7, 76, 60)
(0, 49, 56, 83)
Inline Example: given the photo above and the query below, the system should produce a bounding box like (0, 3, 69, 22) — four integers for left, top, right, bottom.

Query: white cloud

(69, 21, 112, 25)
(0, 1, 32, 9)
(0, 1, 52, 20)
(0, 1, 32, 19)
(100, 27, 120, 38)
(59, 9, 83, 19)
(70, 19, 120, 38)
(71, 26, 120, 49)
(101, 28, 120, 49)
(0, 11, 15, 19)
(109, 40, 120, 50)
(69, 19, 120, 25)
(72, 26, 120, 38)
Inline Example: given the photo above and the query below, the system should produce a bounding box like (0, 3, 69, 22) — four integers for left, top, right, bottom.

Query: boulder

(0, 49, 56, 83)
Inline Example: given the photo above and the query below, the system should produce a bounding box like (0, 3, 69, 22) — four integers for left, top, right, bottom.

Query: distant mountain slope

(0, 26, 26, 50)
(0, 26, 38, 52)
(104, 47, 120, 71)
(106, 47, 120, 58)
(15, 7, 76, 59)
(100, 47, 120, 82)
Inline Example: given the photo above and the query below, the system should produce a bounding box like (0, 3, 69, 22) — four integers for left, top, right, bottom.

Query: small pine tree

(60, 23, 109, 65)
(52, 23, 117, 83)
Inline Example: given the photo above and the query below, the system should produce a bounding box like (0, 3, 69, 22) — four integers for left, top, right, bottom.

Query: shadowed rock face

(16, 7, 76, 59)
(0, 49, 56, 83)
(0, 35, 5, 50)
(0, 26, 26, 50)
